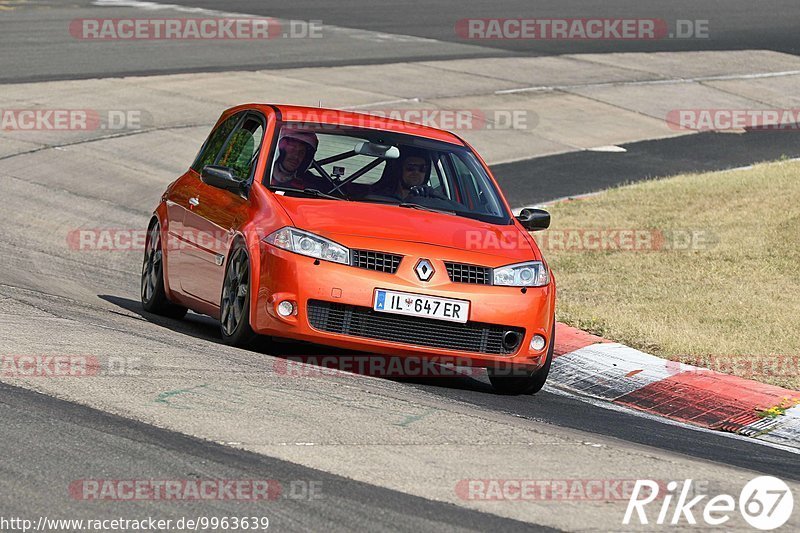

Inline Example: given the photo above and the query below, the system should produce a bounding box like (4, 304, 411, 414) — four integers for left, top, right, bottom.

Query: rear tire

(220, 241, 256, 347)
(488, 321, 554, 395)
(141, 219, 187, 319)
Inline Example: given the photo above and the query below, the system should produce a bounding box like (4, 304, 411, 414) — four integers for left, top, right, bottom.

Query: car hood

(273, 195, 538, 261)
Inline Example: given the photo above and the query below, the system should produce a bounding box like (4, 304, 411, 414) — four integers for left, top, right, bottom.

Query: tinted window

(216, 116, 265, 180)
(191, 112, 243, 172)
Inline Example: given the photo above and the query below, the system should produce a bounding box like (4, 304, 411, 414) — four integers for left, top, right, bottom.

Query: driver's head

(277, 130, 318, 175)
(398, 148, 431, 190)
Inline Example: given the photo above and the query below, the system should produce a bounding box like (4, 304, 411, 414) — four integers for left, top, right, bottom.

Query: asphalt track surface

(168, 0, 800, 55)
(2, 0, 800, 83)
(494, 128, 800, 207)
(99, 295, 800, 481)
(0, 382, 548, 532)
(3, 1, 800, 531)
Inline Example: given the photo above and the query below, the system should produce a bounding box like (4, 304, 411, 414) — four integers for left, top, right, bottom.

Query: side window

(191, 113, 243, 172)
(428, 154, 451, 198)
(216, 116, 265, 181)
(450, 153, 503, 216)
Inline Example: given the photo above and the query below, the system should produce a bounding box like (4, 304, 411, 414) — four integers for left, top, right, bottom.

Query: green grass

(536, 159, 800, 390)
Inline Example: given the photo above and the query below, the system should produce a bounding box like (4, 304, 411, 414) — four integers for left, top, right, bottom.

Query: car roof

(238, 104, 467, 146)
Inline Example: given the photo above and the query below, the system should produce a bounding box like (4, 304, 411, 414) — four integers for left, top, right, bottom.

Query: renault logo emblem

(414, 259, 434, 281)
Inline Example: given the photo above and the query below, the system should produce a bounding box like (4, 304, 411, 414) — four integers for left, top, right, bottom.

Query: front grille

(351, 250, 403, 274)
(445, 262, 491, 285)
(307, 300, 524, 355)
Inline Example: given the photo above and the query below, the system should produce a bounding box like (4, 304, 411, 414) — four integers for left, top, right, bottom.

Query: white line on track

(344, 98, 422, 109)
(496, 69, 800, 95)
(587, 145, 627, 152)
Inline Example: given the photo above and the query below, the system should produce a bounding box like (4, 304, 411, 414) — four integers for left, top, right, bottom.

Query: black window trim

(260, 105, 284, 186)
(221, 110, 269, 188)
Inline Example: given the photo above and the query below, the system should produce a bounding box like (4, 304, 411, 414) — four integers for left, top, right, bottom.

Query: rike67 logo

(624, 477, 794, 530)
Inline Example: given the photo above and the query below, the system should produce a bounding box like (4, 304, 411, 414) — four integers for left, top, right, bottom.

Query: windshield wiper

(398, 203, 456, 216)
(269, 186, 347, 201)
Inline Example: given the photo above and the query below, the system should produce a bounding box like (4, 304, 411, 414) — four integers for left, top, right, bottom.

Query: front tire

(220, 241, 256, 347)
(141, 219, 187, 319)
(488, 321, 555, 395)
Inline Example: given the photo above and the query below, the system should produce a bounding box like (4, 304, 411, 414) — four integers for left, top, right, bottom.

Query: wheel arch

(224, 226, 263, 332)
(146, 209, 180, 302)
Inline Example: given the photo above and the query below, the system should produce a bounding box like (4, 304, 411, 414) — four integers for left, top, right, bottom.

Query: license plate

(373, 289, 470, 323)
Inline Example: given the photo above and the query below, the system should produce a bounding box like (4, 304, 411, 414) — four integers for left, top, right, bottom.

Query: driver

(271, 130, 318, 188)
(394, 151, 431, 200)
(392, 147, 435, 201)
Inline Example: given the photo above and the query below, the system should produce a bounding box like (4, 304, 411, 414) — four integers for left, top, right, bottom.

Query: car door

(165, 111, 243, 304)
(179, 112, 266, 308)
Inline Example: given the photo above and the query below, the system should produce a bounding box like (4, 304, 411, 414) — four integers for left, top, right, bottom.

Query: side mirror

(516, 208, 550, 231)
(201, 165, 244, 193)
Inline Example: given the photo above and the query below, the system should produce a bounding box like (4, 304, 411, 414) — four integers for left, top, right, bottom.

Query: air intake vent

(445, 262, 491, 285)
(351, 250, 402, 274)
(307, 300, 523, 355)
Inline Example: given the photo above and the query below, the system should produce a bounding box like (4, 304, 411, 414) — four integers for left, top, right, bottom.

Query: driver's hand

(410, 186, 446, 200)
(409, 185, 430, 197)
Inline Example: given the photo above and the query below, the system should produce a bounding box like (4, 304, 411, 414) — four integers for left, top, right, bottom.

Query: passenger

(271, 130, 319, 188)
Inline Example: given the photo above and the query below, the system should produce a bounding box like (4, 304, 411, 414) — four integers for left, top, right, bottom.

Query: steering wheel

(409, 186, 448, 200)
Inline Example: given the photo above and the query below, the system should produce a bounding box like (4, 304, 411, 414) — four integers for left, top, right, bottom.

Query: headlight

(492, 261, 549, 287)
(263, 227, 350, 265)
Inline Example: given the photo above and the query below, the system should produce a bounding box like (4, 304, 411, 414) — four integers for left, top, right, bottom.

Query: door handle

(188, 197, 200, 207)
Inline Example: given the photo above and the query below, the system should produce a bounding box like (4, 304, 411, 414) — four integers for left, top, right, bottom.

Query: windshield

(265, 122, 512, 224)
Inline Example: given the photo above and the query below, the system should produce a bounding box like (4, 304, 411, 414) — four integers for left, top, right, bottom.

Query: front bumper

(253, 241, 555, 368)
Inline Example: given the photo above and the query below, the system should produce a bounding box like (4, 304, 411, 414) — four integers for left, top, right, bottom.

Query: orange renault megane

(141, 104, 555, 394)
